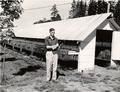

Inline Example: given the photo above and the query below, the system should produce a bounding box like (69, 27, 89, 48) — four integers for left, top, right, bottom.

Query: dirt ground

(0, 45, 120, 92)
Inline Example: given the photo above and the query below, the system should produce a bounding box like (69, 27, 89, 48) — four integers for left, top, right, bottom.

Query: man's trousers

(46, 51, 58, 81)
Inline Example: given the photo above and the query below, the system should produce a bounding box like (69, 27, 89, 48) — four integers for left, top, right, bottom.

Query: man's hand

(52, 43, 59, 50)
(46, 43, 59, 50)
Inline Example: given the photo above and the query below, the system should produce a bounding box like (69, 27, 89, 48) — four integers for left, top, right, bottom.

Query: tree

(0, 0, 23, 85)
(78, 0, 87, 17)
(69, 0, 87, 18)
(0, 0, 23, 28)
(97, 0, 108, 14)
(88, 0, 97, 15)
(114, 0, 120, 26)
(50, 4, 61, 21)
(69, 0, 76, 18)
(109, 1, 115, 13)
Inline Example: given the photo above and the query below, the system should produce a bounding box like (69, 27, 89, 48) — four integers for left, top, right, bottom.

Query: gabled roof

(97, 18, 120, 31)
(14, 13, 115, 41)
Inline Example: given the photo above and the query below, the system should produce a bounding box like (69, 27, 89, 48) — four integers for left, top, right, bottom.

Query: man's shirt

(45, 36, 59, 54)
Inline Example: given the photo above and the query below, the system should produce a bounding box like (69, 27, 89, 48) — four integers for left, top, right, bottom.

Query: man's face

(50, 30, 55, 37)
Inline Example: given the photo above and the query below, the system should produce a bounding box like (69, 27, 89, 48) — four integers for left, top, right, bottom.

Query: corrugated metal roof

(14, 13, 112, 41)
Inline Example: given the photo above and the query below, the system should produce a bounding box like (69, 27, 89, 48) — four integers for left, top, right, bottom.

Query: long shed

(14, 13, 120, 72)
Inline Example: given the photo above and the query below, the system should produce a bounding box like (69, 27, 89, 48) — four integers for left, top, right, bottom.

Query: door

(111, 31, 120, 60)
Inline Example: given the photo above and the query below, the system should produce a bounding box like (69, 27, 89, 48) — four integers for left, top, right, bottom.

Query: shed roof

(14, 13, 116, 41)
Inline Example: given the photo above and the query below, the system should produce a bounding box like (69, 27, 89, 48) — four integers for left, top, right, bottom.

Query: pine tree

(109, 1, 115, 13)
(88, 0, 97, 15)
(75, 0, 80, 17)
(69, 0, 76, 18)
(69, 0, 87, 18)
(97, 0, 108, 14)
(82, 1, 87, 16)
(114, 0, 120, 26)
(78, 0, 86, 17)
(50, 4, 61, 21)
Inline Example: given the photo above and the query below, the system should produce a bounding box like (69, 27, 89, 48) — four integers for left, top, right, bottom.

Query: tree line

(69, 0, 120, 26)
(89, 0, 120, 26)
(34, 0, 120, 26)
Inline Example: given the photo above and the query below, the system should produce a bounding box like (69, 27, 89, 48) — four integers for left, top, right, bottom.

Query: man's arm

(45, 37, 59, 50)
(46, 45, 53, 49)
(45, 38, 53, 49)
(52, 43, 59, 50)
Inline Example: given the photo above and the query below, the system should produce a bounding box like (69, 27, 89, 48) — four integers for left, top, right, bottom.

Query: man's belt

(47, 47, 58, 51)
(47, 48, 52, 51)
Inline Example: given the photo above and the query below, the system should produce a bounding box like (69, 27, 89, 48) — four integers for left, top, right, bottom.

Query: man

(45, 28, 59, 81)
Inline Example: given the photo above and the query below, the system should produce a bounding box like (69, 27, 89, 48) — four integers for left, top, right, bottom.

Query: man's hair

(49, 28, 55, 32)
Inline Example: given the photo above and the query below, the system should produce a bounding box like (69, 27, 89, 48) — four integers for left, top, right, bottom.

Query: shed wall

(78, 31, 96, 72)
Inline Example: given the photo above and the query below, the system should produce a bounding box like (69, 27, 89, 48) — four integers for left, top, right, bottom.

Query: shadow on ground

(58, 60, 77, 70)
(13, 65, 42, 76)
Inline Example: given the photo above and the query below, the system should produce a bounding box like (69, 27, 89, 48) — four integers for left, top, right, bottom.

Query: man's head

(49, 28, 55, 37)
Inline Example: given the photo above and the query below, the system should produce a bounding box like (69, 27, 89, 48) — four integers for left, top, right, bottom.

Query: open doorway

(95, 30, 113, 67)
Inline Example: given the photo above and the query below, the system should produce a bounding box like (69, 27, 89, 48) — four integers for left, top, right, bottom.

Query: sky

(0, 0, 118, 28)
(22, 0, 73, 9)
(14, 0, 74, 28)
(22, 0, 117, 9)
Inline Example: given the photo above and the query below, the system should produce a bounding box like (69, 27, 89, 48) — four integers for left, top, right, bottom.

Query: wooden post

(30, 44, 34, 55)
(20, 44, 23, 52)
(1, 44, 7, 85)
(78, 45, 82, 72)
